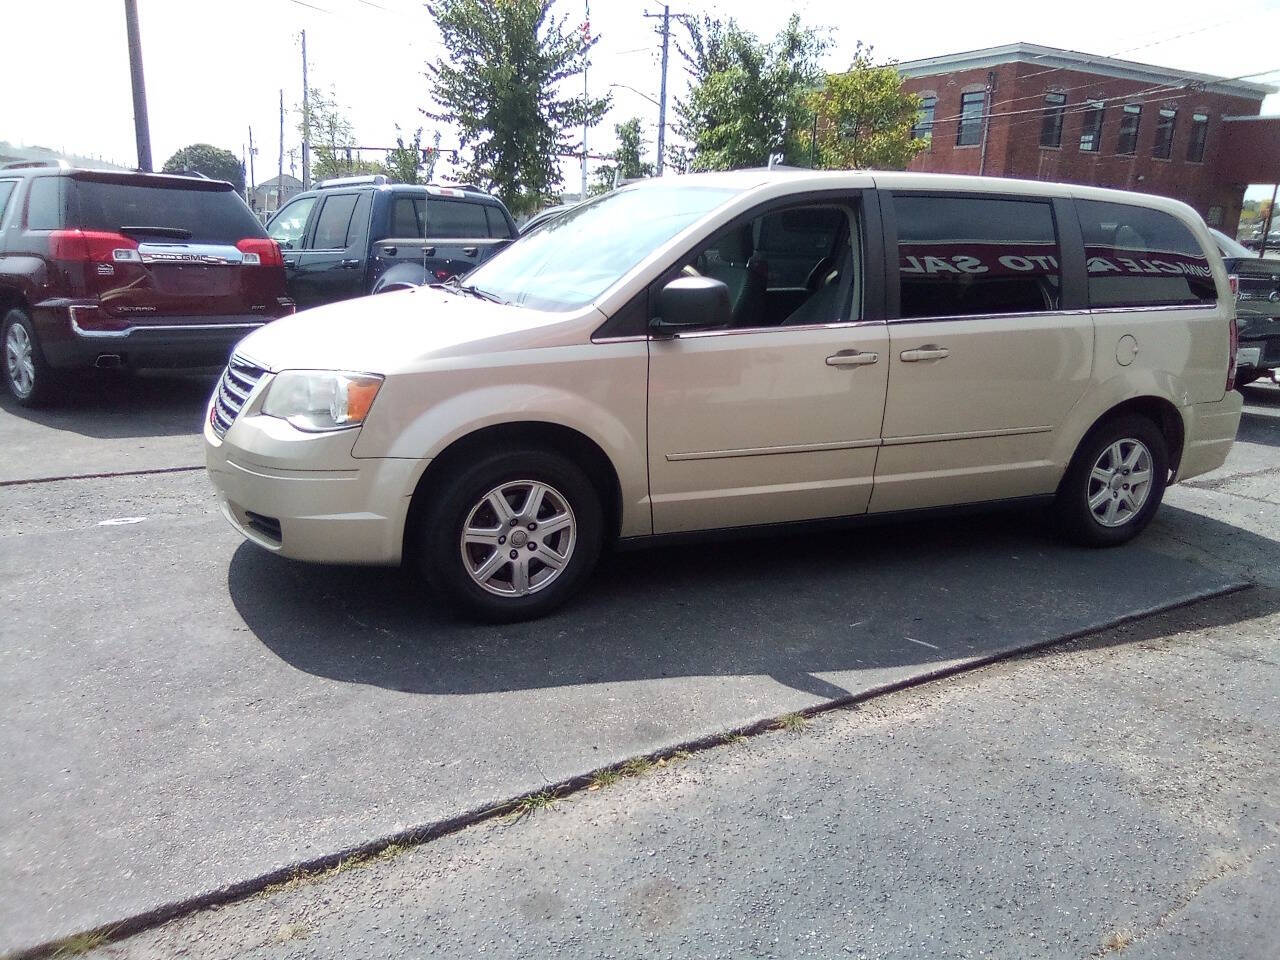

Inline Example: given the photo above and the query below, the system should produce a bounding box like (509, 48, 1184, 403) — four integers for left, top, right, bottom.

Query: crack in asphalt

(0, 466, 204, 488)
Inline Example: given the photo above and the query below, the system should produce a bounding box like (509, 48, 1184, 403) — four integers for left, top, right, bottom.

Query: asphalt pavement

(1, 374, 1277, 958)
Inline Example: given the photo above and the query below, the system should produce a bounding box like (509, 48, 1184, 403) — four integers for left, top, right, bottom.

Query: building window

(956, 90, 985, 147)
(1116, 104, 1142, 155)
(1152, 108, 1176, 159)
(1078, 100, 1105, 152)
(913, 95, 937, 143)
(1040, 92, 1067, 148)
(1187, 113, 1209, 163)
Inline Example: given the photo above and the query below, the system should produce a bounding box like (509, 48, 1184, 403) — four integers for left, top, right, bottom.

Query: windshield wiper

(119, 225, 194, 240)
(458, 282, 507, 304)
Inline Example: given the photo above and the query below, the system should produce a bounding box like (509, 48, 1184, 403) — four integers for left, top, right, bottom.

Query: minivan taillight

(1226, 312, 1239, 393)
(49, 229, 139, 263)
(236, 238, 283, 268)
(1228, 273, 1240, 299)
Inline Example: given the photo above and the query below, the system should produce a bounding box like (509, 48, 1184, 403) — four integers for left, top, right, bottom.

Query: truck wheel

(417, 448, 604, 622)
(3, 308, 57, 406)
(1054, 414, 1168, 547)
(1235, 370, 1260, 388)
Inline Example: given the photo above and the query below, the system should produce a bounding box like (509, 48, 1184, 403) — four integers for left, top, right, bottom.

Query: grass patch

(48, 931, 109, 958)
(589, 768, 621, 790)
(721, 732, 748, 746)
(506, 789, 562, 821)
(774, 712, 808, 733)
(1098, 929, 1134, 954)
(619, 757, 653, 778)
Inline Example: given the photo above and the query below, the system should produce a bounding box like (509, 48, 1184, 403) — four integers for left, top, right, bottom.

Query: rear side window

(68, 179, 263, 242)
(1077, 200, 1216, 307)
(894, 194, 1062, 319)
(428, 199, 488, 238)
(26, 177, 62, 230)
(311, 193, 359, 249)
(0, 181, 17, 226)
(483, 205, 512, 239)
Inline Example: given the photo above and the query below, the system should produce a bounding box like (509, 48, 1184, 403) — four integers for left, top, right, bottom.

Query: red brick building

(897, 43, 1280, 234)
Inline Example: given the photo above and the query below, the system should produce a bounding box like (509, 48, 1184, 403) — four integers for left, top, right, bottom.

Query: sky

(7, 0, 1280, 198)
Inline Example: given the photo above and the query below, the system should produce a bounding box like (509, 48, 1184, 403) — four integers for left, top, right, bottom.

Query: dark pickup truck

(265, 176, 518, 310)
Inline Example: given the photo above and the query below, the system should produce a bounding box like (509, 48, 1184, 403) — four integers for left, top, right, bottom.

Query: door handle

(462, 246, 478, 257)
(340, 258, 361, 269)
(900, 345, 950, 362)
(423, 246, 436, 257)
(825, 349, 879, 367)
(382, 245, 397, 256)
(283, 257, 298, 268)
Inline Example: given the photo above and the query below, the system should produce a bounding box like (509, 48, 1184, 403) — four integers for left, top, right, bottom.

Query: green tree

(590, 117, 653, 195)
(810, 45, 926, 171)
(425, 0, 610, 216)
(297, 86, 382, 182)
(674, 15, 827, 171)
(162, 144, 244, 193)
(384, 126, 426, 184)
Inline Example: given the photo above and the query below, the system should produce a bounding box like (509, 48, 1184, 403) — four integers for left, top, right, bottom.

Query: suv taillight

(1226, 311, 1239, 393)
(49, 229, 139, 263)
(236, 238, 283, 267)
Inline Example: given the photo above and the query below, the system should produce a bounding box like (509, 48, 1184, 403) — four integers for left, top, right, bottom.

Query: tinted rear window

(895, 194, 1062, 319)
(1078, 200, 1216, 307)
(428, 199, 489, 238)
(68, 179, 265, 243)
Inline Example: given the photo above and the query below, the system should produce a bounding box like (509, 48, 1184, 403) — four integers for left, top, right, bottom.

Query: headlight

(261, 370, 384, 432)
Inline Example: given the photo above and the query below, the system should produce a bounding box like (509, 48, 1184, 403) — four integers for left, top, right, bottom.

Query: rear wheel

(3, 308, 57, 406)
(418, 448, 604, 622)
(1054, 414, 1168, 547)
(1235, 370, 1261, 388)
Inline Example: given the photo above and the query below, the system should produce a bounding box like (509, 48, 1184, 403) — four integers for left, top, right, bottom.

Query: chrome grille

(211, 355, 267, 439)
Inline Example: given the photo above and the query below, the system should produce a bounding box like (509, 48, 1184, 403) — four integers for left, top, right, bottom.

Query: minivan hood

(233, 286, 583, 374)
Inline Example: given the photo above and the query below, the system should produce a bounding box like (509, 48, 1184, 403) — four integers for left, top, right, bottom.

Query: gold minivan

(205, 171, 1243, 621)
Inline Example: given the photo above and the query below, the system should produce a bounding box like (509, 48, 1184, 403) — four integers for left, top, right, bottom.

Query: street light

(609, 83, 661, 108)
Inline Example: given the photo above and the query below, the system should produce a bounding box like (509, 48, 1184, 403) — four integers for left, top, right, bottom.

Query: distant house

(252, 174, 303, 216)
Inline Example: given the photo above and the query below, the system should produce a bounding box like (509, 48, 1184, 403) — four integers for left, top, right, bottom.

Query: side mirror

(650, 276, 731, 336)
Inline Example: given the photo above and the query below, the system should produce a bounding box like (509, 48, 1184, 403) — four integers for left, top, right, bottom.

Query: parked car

(520, 202, 576, 235)
(0, 163, 291, 405)
(1211, 227, 1280, 386)
(264, 175, 517, 309)
(206, 171, 1242, 621)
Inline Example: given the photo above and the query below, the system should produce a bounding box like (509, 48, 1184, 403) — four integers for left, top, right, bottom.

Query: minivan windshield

(461, 184, 740, 311)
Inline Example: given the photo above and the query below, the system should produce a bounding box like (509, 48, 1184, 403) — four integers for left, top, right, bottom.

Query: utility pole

(122, 0, 152, 171)
(1261, 183, 1279, 258)
(300, 30, 311, 190)
(277, 89, 285, 213)
(644, 6, 681, 176)
(581, 2, 590, 199)
(247, 125, 257, 208)
(978, 70, 995, 178)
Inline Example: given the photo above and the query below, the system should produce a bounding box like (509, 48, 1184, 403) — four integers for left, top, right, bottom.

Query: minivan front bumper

(204, 410, 426, 566)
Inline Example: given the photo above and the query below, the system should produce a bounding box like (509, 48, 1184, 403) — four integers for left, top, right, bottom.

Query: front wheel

(1054, 414, 1169, 547)
(417, 449, 604, 622)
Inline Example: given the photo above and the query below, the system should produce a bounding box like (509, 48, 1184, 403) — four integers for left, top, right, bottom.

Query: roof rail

(428, 181, 486, 194)
(2, 158, 71, 170)
(317, 174, 388, 189)
(163, 168, 211, 179)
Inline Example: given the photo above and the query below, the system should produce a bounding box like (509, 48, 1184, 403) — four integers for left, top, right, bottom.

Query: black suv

(0, 162, 291, 405)
(265, 175, 518, 309)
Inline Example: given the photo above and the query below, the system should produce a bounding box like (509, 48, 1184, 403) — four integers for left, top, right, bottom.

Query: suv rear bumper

(34, 301, 285, 369)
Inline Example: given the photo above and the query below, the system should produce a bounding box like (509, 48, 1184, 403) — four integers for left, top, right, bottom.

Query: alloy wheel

(5, 322, 35, 399)
(459, 480, 577, 597)
(1087, 438, 1153, 528)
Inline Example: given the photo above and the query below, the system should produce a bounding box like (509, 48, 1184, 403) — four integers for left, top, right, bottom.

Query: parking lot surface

(1, 375, 1277, 956)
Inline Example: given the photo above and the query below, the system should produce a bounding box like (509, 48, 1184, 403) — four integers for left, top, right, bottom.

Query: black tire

(1054, 414, 1169, 547)
(1235, 370, 1261, 388)
(417, 448, 604, 622)
(2, 307, 58, 406)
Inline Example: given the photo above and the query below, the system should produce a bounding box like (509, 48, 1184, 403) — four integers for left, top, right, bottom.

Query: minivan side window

(1077, 200, 1216, 307)
(25, 177, 62, 230)
(894, 194, 1062, 319)
(269, 195, 316, 249)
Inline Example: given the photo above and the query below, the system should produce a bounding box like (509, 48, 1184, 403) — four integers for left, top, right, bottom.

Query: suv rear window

(67, 178, 265, 243)
(1078, 200, 1216, 307)
(428, 198, 489, 238)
